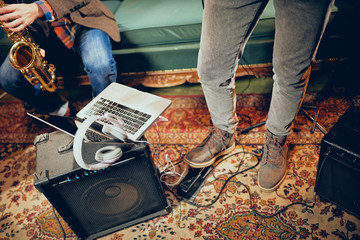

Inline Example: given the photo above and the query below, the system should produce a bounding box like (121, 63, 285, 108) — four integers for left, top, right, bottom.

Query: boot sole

(257, 168, 288, 192)
(184, 143, 236, 168)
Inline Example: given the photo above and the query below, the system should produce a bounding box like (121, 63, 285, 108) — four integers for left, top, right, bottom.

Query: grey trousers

(198, 0, 334, 136)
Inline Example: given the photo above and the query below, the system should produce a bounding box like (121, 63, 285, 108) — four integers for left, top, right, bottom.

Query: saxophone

(0, 0, 57, 92)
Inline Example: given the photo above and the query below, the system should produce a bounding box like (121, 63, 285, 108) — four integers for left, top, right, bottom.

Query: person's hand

(0, 3, 44, 32)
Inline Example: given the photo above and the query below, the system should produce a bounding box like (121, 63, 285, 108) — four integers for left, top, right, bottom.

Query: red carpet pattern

(0, 93, 359, 239)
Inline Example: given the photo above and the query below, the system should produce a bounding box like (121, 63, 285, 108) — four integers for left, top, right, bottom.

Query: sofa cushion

(105, 0, 283, 72)
(113, 0, 203, 48)
(111, 0, 281, 48)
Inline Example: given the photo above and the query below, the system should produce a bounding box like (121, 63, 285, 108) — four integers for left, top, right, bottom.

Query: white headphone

(101, 113, 128, 142)
(73, 113, 127, 170)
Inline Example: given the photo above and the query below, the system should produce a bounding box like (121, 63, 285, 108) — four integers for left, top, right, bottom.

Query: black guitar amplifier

(315, 106, 360, 219)
(34, 131, 171, 239)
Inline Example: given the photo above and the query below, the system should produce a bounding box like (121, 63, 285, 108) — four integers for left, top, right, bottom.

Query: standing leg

(259, 0, 335, 191)
(199, 0, 269, 134)
(266, 0, 335, 136)
(185, 0, 269, 168)
(74, 28, 117, 97)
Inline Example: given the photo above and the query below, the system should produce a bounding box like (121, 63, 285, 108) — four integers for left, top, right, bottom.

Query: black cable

(35, 173, 66, 239)
(180, 151, 260, 208)
(238, 75, 252, 95)
(52, 206, 66, 240)
(166, 148, 319, 219)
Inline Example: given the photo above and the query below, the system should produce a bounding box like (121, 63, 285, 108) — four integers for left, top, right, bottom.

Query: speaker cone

(82, 178, 143, 216)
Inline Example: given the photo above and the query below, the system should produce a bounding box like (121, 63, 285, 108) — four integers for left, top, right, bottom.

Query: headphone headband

(73, 114, 125, 170)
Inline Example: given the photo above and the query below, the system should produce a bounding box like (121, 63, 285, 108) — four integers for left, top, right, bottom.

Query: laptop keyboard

(84, 98, 151, 135)
(85, 130, 110, 142)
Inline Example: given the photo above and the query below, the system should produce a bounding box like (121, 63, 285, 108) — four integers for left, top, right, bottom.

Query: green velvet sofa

(0, 0, 352, 88)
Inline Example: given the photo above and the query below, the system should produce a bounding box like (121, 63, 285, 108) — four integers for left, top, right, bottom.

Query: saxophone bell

(9, 41, 57, 92)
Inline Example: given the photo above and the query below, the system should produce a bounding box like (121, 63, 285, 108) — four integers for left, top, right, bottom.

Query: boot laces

(201, 128, 228, 151)
(263, 136, 286, 166)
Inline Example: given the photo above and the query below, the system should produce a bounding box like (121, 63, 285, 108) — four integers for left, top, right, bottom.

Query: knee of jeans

(220, 78, 235, 88)
(198, 65, 236, 89)
(0, 67, 21, 90)
(200, 76, 235, 90)
(84, 57, 117, 76)
(273, 76, 307, 98)
(273, 63, 311, 88)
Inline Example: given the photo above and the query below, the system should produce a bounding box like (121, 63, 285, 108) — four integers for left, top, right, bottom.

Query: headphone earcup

(95, 145, 123, 162)
(102, 124, 128, 142)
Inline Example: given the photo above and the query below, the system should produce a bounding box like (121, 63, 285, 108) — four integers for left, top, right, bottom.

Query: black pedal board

(176, 165, 214, 201)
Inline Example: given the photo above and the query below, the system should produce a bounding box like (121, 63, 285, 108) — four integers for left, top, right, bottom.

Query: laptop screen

(27, 113, 79, 137)
(27, 113, 107, 141)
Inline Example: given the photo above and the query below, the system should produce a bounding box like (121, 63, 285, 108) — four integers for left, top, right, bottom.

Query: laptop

(76, 82, 172, 141)
(27, 113, 112, 142)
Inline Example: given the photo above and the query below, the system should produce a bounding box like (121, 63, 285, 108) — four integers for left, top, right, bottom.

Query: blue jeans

(198, 0, 334, 136)
(0, 27, 117, 113)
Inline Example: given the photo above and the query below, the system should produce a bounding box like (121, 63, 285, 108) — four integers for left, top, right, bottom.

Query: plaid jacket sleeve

(35, 0, 57, 22)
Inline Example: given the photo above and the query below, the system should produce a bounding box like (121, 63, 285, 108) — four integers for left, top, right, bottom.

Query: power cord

(164, 147, 321, 219)
(52, 206, 66, 240)
(35, 172, 67, 240)
(159, 154, 187, 187)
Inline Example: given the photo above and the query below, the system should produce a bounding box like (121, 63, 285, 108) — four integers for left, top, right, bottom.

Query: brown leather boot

(258, 130, 289, 191)
(184, 127, 235, 168)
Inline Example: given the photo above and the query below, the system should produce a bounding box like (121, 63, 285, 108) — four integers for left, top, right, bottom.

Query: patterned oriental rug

(0, 93, 359, 239)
